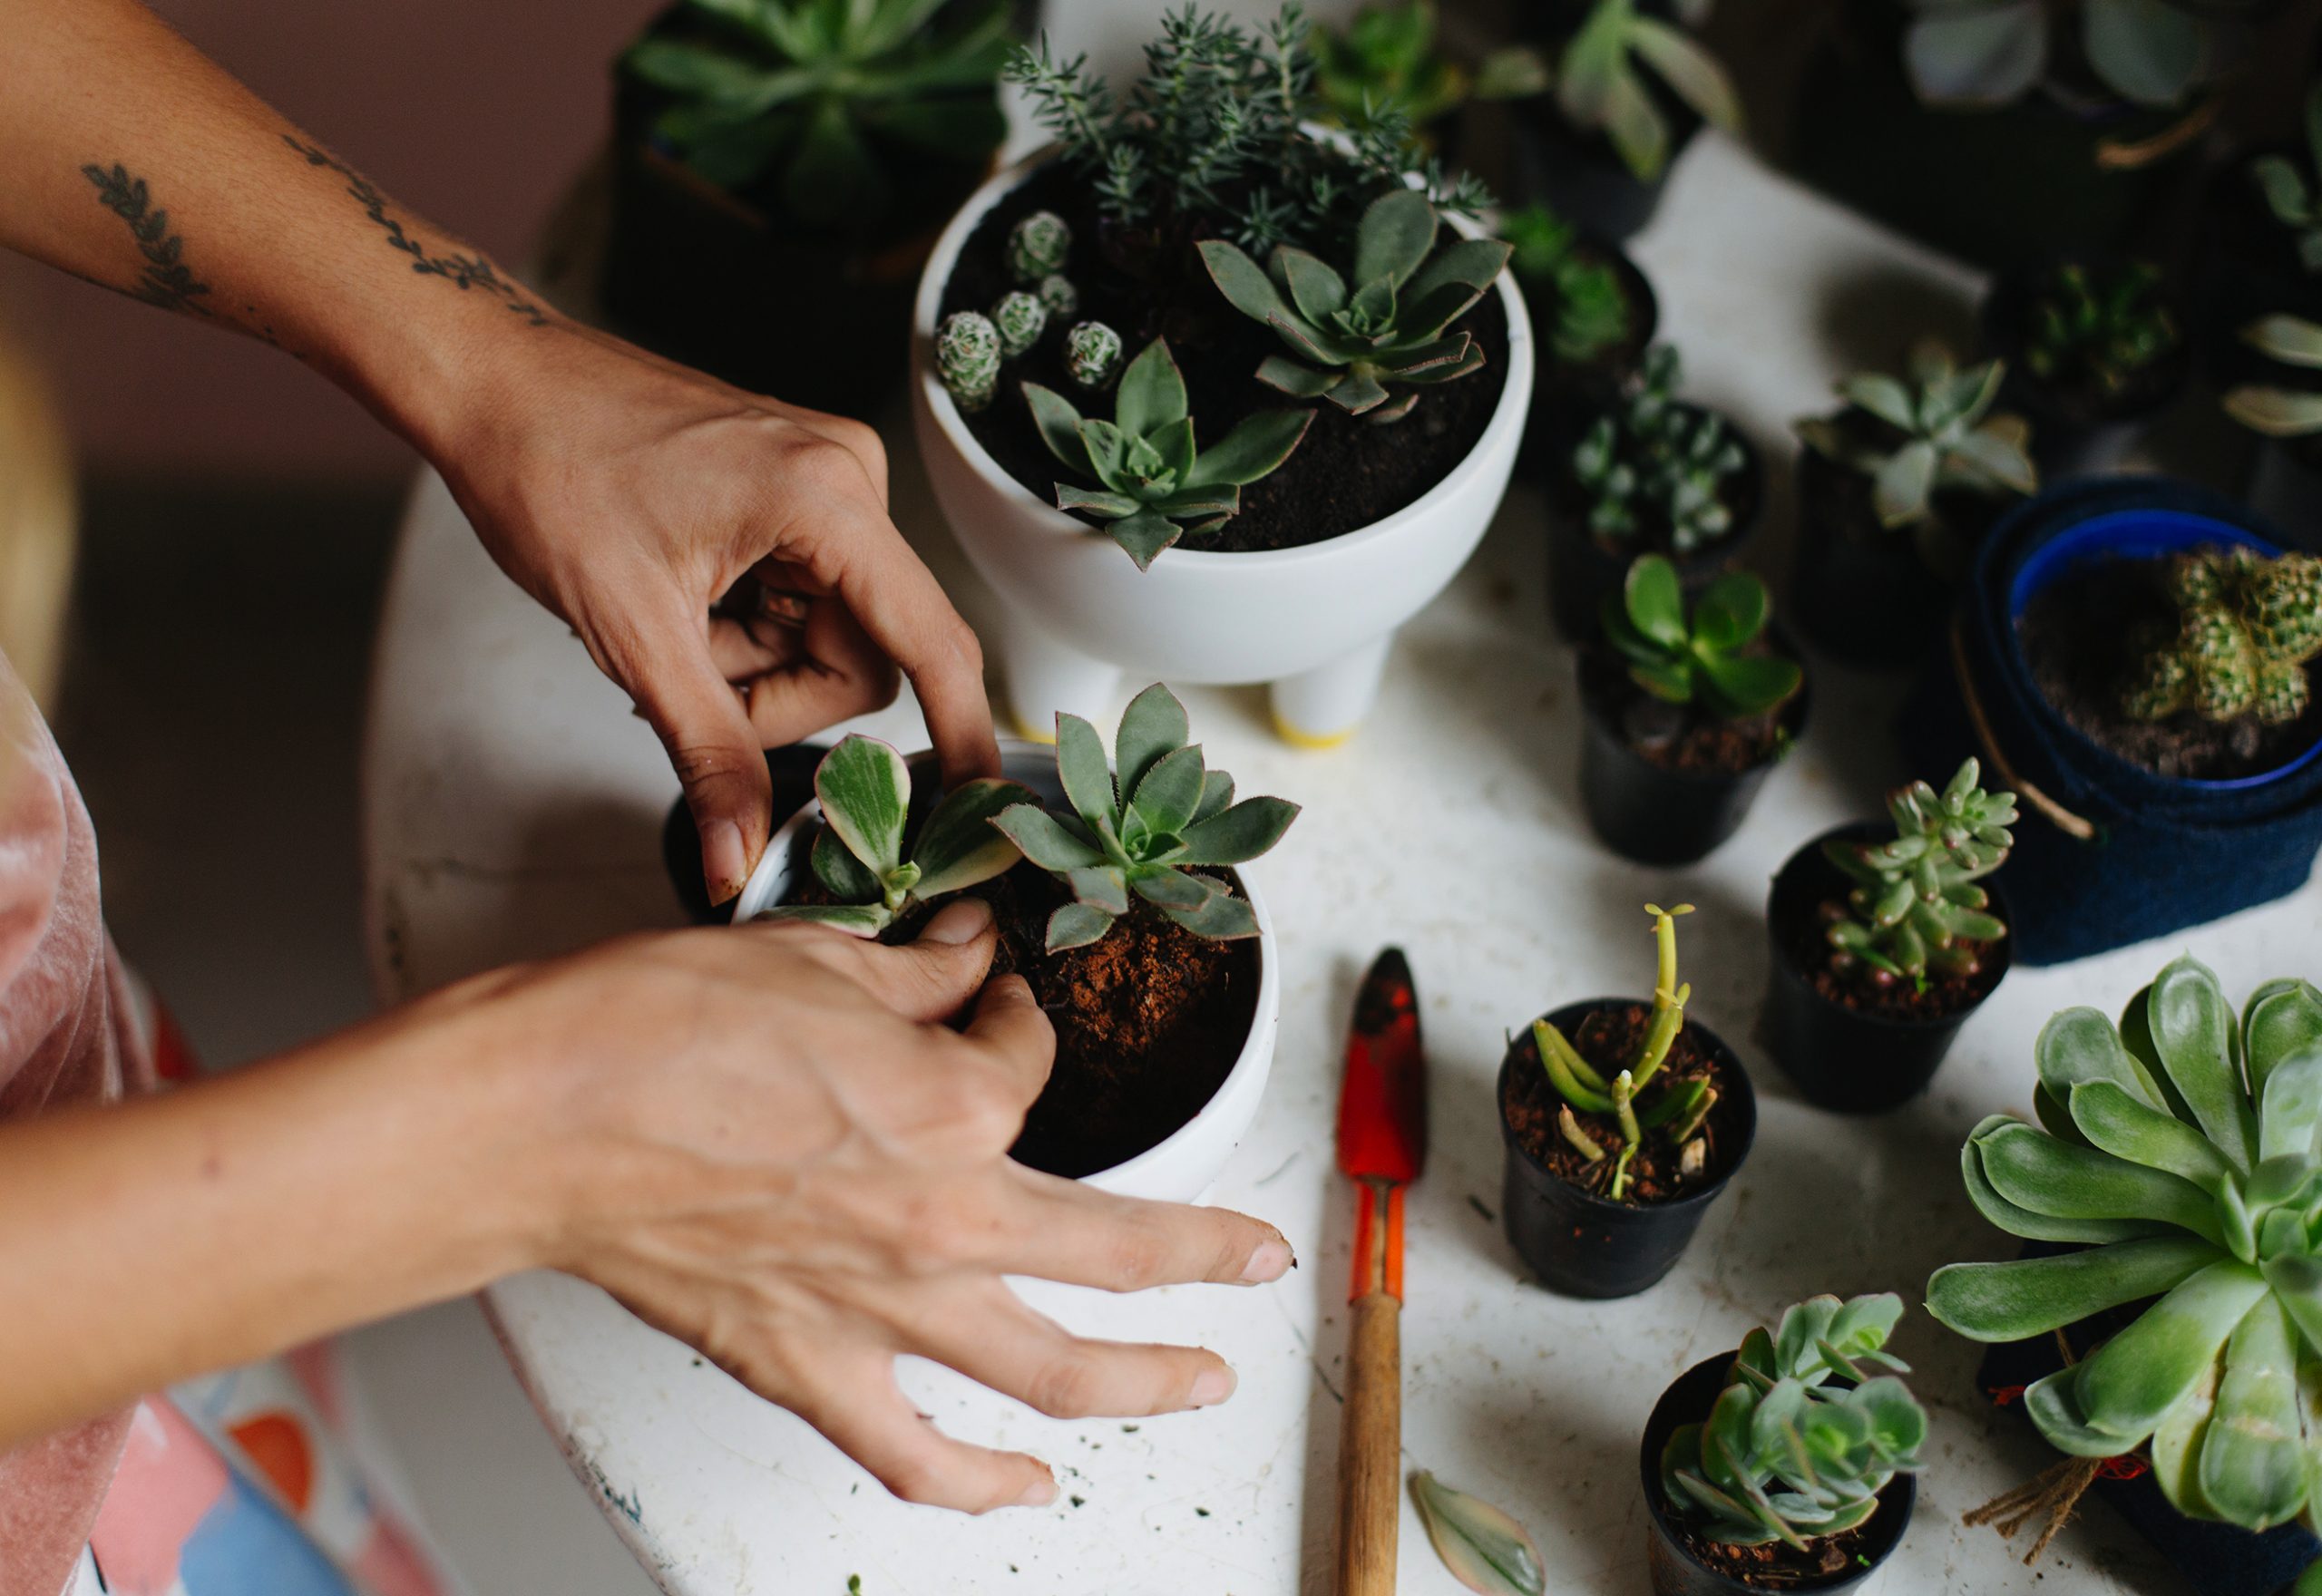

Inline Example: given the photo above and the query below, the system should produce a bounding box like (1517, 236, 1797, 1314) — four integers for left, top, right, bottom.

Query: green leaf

(991, 803, 1103, 872)
(2070, 1081, 2237, 1192)
(2038, 1007, 2171, 1110)
(2150, 955, 2259, 1174)
(1045, 900, 1116, 951)
(1410, 1471, 1546, 1596)
(2222, 384, 2322, 439)
(1023, 384, 1095, 477)
(1053, 714, 1117, 836)
(909, 778, 1034, 897)
(780, 97, 886, 230)
(1976, 1121, 2223, 1246)
(1056, 482, 1142, 519)
(1275, 248, 1349, 324)
(1926, 1237, 2222, 1341)
(810, 820, 883, 903)
(1147, 417, 1196, 486)
(814, 735, 910, 879)
(2197, 1297, 2307, 1529)
(1177, 796, 1299, 865)
(1114, 683, 1188, 801)
(1623, 555, 1686, 647)
(1903, 0, 2045, 105)
(1254, 357, 1341, 398)
(2261, 1054, 2322, 1163)
(1353, 189, 1439, 290)
(1160, 888, 1260, 939)
(1193, 768, 1234, 823)
(1873, 439, 1938, 527)
(1107, 507, 1183, 569)
(1130, 865, 1217, 910)
(2070, 1260, 2269, 1446)
(2248, 982, 2322, 1095)
(860, 93, 1008, 157)
(2241, 315, 2322, 370)
(1401, 238, 1514, 309)
(1698, 651, 1801, 720)
(2083, 0, 2203, 109)
(2024, 1365, 2142, 1456)
(1130, 744, 1206, 837)
(1116, 339, 1187, 441)
(1839, 373, 1916, 430)
(1692, 572, 1769, 652)
(1186, 408, 1313, 489)
(1626, 16, 1742, 130)
(751, 901, 893, 937)
(1066, 865, 1128, 916)
(1199, 239, 1296, 326)
(1325, 370, 1391, 414)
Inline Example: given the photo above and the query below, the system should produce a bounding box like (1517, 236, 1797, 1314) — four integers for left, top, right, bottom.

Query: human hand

(425, 320, 1000, 903)
(465, 900, 1291, 1512)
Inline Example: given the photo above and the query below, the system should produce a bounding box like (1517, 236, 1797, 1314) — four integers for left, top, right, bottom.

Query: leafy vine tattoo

(281, 135, 549, 327)
(81, 163, 211, 317)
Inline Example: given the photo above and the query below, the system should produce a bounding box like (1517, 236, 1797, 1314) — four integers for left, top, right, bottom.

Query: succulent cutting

(1198, 188, 1511, 422)
(1600, 556, 1802, 722)
(1573, 345, 1747, 554)
(995, 684, 1300, 951)
(1500, 202, 1632, 365)
(1795, 343, 2038, 529)
(1926, 959, 2322, 1537)
(2122, 546, 2322, 727)
(1821, 759, 2016, 987)
(1535, 904, 1718, 1202)
(1552, 0, 1741, 182)
(1661, 1294, 1927, 1550)
(1022, 337, 1313, 569)
(753, 736, 1033, 937)
(2021, 261, 2181, 401)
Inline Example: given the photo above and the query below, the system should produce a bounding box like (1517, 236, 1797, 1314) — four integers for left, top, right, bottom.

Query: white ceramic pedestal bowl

(729, 744, 1280, 1204)
(911, 151, 1535, 748)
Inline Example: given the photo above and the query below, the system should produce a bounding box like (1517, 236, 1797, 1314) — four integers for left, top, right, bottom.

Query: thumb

(840, 898, 1000, 1024)
(629, 622, 773, 906)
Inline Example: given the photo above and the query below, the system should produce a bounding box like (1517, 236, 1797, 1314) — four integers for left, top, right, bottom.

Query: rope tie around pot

(1949, 617, 2102, 844)
(1965, 1328, 2113, 1566)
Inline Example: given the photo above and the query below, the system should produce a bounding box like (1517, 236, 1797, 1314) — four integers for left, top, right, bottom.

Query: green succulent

(2023, 262, 2181, 401)
(1901, 0, 2229, 113)
(1500, 202, 1632, 365)
(1662, 1294, 1927, 1551)
(752, 735, 1034, 937)
(1927, 959, 2322, 1536)
(622, 0, 1010, 229)
(935, 310, 1000, 412)
(1022, 337, 1314, 569)
(2252, 85, 2322, 277)
(1823, 759, 2015, 987)
(1535, 903, 1718, 1202)
(2224, 314, 2322, 440)
(1796, 343, 2038, 530)
(2122, 546, 2322, 728)
(1062, 321, 1123, 390)
(1198, 188, 1510, 423)
(1006, 209, 1071, 284)
(1307, 0, 1547, 133)
(1555, 0, 1742, 182)
(990, 290, 1047, 359)
(1574, 345, 1747, 554)
(1600, 556, 1803, 722)
(993, 684, 1300, 951)
(1037, 274, 1078, 319)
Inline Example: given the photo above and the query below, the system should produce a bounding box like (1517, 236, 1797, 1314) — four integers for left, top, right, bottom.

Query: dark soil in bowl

(1500, 1003, 1748, 1205)
(1579, 647, 1792, 777)
(2016, 555, 2322, 782)
(786, 846, 1258, 1179)
(1674, 1520, 1885, 1589)
(936, 161, 1509, 552)
(1771, 842, 2006, 1025)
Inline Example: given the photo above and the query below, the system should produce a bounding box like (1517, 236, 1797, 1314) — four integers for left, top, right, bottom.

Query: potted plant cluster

(1982, 259, 2190, 478)
(1644, 1293, 1925, 1596)
(1500, 199, 1658, 465)
(1928, 958, 2322, 1595)
(911, 5, 1534, 744)
(602, 0, 1013, 415)
(1764, 759, 2016, 1114)
(1498, 902, 1758, 1299)
(1790, 344, 2038, 668)
(1546, 343, 1761, 639)
(732, 684, 1298, 1202)
(1579, 557, 1808, 865)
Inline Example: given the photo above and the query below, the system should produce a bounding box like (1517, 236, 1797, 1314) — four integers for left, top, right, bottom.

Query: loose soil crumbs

(1500, 1002, 1746, 1205)
(1678, 1519, 1881, 1589)
(1579, 647, 1793, 776)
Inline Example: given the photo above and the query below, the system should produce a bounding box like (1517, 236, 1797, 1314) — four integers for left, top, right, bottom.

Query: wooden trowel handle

(1335, 1286, 1401, 1595)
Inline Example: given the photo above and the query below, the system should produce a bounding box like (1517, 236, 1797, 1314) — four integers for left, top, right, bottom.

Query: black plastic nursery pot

(1898, 476, 2322, 965)
(1762, 824, 2014, 1114)
(1488, 96, 1695, 246)
(661, 744, 826, 923)
(1788, 447, 1985, 673)
(1576, 632, 1810, 867)
(1644, 1356, 1916, 1596)
(1497, 1002, 1757, 1299)
(1980, 262, 2191, 482)
(1546, 410, 1765, 641)
(1518, 239, 1661, 476)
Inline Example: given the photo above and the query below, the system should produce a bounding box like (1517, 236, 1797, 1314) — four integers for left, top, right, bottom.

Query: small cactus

(1007, 209, 1071, 284)
(936, 310, 1000, 413)
(1037, 273, 1078, 319)
(1062, 320, 1123, 389)
(991, 290, 1047, 358)
(2123, 548, 2322, 727)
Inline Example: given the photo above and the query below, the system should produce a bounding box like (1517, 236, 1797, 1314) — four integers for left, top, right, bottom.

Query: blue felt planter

(1898, 477, 2322, 966)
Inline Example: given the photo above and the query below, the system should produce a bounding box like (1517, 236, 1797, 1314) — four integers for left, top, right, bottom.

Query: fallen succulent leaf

(1411, 1469, 1546, 1596)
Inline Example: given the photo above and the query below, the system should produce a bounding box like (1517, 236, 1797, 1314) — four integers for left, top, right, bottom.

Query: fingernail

(703, 819, 747, 905)
(922, 898, 994, 945)
(1191, 1364, 1236, 1407)
(1012, 1472, 1059, 1509)
(1238, 1238, 1293, 1285)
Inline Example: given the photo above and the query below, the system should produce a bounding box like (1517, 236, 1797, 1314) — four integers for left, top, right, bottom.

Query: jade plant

(620, 0, 1010, 229)
(753, 736, 1033, 937)
(1023, 337, 1313, 569)
(2122, 546, 2322, 727)
(1795, 344, 2038, 529)
(2223, 313, 2322, 441)
(1662, 1294, 1927, 1550)
(1535, 903, 1718, 1201)
(1501, 202, 1631, 365)
(2022, 262, 2181, 401)
(1821, 759, 2016, 988)
(994, 684, 1299, 951)
(1198, 188, 1512, 422)
(1307, 0, 1546, 135)
(1926, 959, 2322, 1538)
(1573, 345, 1746, 552)
(1553, 0, 1742, 182)
(1600, 556, 1803, 722)
(2253, 85, 2322, 276)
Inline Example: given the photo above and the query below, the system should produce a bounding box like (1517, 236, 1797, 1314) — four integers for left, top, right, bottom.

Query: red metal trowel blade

(1335, 947, 1428, 1185)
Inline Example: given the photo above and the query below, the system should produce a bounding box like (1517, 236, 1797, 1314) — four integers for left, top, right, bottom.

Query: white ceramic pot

(912, 151, 1535, 747)
(730, 744, 1279, 1204)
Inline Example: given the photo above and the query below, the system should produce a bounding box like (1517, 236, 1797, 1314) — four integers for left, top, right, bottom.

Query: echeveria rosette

(1022, 338, 1312, 569)
(1197, 188, 1512, 423)
(994, 684, 1299, 952)
(752, 735, 1033, 938)
(1822, 758, 2016, 984)
(1662, 1293, 1927, 1551)
(1600, 555, 1803, 722)
(1795, 343, 2037, 530)
(1926, 959, 2322, 1534)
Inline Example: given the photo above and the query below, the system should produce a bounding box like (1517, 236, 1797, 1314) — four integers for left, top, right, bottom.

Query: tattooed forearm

(81, 162, 211, 316)
(281, 135, 549, 327)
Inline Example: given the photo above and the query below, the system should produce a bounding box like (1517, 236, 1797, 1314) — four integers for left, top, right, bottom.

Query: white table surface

(359, 131, 2315, 1594)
